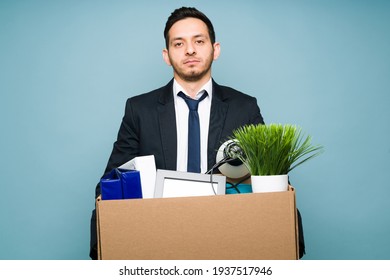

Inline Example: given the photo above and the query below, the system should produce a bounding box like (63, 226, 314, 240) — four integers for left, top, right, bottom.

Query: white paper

(162, 178, 218, 198)
(119, 155, 156, 199)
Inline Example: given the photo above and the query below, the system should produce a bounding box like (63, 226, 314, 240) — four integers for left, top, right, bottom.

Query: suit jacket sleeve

(106, 99, 140, 172)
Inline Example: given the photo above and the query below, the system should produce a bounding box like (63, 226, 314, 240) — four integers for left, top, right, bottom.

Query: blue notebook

(100, 169, 142, 200)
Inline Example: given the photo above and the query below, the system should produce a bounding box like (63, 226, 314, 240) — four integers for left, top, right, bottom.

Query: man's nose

(186, 42, 196, 55)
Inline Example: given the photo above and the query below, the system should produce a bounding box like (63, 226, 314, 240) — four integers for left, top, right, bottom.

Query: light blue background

(1, 0, 389, 260)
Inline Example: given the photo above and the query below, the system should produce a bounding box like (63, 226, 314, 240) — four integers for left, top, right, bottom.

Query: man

(90, 7, 265, 259)
(100, 7, 264, 178)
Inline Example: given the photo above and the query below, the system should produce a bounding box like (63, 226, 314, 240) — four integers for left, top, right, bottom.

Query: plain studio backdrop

(1, 0, 389, 260)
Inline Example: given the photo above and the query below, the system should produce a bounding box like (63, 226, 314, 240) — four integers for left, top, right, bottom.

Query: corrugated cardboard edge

(291, 186, 299, 260)
(96, 196, 102, 259)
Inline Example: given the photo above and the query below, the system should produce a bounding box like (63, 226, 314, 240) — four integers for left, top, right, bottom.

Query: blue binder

(100, 169, 142, 200)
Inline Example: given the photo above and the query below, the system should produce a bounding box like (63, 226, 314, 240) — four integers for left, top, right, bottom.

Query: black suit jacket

(90, 79, 264, 259)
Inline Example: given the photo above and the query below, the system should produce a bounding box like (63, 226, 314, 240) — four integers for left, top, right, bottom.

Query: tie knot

(178, 91, 207, 111)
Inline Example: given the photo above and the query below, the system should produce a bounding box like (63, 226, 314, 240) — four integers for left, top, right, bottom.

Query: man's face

(163, 17, 220, 83)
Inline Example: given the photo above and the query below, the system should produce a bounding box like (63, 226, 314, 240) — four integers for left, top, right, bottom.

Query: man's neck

(174, 75, 212, 98)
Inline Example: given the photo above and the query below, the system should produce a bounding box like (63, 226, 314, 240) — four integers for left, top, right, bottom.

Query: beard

(169, 51, 214, 82)
(175, 64, 212, 82)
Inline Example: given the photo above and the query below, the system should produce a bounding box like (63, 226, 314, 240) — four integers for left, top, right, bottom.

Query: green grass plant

(232, 124, 323, 176)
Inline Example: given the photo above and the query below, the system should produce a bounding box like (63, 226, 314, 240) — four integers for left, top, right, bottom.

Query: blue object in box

(225, 183, 252, 194)
(100, 169, 142, 200)
(120, 169, 142, 199)
(100, 170, 122, 200)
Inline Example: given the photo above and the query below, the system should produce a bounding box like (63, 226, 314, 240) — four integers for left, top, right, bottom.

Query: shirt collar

(173, 78, 213, 100)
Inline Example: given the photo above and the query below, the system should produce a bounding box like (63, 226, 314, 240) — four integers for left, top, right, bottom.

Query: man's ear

(162, 48, 172, 66)
(213, 42, 221, 61)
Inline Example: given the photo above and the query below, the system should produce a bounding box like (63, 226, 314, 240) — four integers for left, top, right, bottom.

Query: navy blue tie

(178, 91, 208, 173)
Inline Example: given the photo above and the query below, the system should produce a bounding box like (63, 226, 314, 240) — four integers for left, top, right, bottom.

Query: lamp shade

(216, 140, 249, 179)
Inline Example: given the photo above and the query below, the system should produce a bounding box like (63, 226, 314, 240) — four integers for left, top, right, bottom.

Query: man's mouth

(184, 59, 200, 65)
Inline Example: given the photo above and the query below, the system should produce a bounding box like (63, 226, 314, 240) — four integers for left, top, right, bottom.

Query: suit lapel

(207, 80, 229, 170)
(158, 80, 177, 170)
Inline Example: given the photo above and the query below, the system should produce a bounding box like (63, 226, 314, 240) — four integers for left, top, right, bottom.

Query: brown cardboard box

(96, 186, 299, 260)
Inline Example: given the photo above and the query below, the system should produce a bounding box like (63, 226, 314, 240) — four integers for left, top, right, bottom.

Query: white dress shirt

(173, 79, 212, 173)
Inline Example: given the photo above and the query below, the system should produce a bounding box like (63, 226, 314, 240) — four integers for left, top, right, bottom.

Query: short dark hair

(164, 7, 216, 49)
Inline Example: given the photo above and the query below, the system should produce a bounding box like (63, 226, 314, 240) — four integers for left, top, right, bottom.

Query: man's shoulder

(127, 80, 173, 104)
(213, 81, 257, 102)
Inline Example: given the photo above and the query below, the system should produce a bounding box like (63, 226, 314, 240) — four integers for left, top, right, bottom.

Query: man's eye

(196, 40, 204, 45)
(174, 42, 183, 47)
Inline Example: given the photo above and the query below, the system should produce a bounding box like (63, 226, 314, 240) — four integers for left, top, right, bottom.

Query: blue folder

(100, 169, 142, 200)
